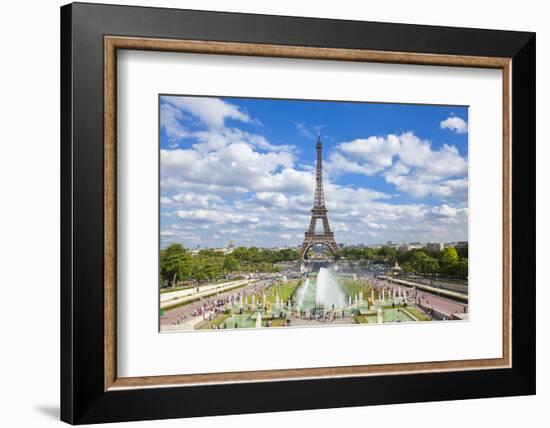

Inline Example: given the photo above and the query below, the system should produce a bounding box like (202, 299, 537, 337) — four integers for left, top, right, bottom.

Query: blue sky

(160, 95, 468, 249)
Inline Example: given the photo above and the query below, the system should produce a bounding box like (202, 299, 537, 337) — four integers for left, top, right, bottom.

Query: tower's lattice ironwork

(298, 136, 338, 259)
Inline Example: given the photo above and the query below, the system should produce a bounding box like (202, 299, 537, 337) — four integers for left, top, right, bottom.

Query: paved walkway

(160, 279, 248, 303)
(160, 279, 251, 310)
(380, 276, 468, 301)
(162, 316, 204, 331)
(372, 278, 468, 319)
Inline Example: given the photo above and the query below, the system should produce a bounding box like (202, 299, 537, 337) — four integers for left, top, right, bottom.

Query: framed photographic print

(157, 94, 471, 333)
(61, 2, 536, 424)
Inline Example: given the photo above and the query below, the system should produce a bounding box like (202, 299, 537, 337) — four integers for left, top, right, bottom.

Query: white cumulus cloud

(329, 132, 467, 201)
(440, 116, 468, 134)
(163, 96, 253, 129)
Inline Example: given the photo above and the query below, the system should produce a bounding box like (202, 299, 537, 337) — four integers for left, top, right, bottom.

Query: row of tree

(160, 243, 468, 287)
(399, 247, 468, 278)
(160, 244, 299, 287)
(337, 246, 399, 262)
(337, 245, 468, 279)
(337, 244, 468, 261)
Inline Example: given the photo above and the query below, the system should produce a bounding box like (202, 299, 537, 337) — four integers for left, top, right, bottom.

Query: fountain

(377, 306, 384, 323)
(294, 267, 347, 315)
(315, 267, 346, 310)
(256, 312, 262, 328)
(295, 278, 310, 309)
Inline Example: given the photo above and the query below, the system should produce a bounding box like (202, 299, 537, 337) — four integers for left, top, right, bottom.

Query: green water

(222, 313, 258, 328)
(214, 312, 287, 328)
(366, 308, 415, 324)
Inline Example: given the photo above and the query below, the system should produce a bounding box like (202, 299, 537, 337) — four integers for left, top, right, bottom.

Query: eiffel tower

(298, 136, 338, 259)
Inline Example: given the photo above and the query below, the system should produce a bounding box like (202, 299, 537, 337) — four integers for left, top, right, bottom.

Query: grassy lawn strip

(264, 280, 301, 304)
(382, 304, 404, 309)
(270, 318, 287, 327)
(197, 312, 233, 330)
(160, 286, 191, 294)
(341, 279, 373, 299)
(354, 315, 369, 324)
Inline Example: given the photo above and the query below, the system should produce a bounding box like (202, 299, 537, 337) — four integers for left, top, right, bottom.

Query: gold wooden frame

(104, 36, 512, 391)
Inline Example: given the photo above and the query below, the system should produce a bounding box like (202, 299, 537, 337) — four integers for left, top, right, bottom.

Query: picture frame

(61, 2, 535, 424)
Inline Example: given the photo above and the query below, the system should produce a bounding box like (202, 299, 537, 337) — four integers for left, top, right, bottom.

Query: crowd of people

(172, 281, 275, 326)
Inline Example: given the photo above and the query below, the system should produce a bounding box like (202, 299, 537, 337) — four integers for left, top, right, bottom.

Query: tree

(378, 246, 397, 261)
(454, 259, 469, 278)
(401, 261, 415, 273)
(414, 251, 439, 274)
(397, 248, 428, 264)
(403, 251, 439, 274)
(159, 244, 307, 284)
(223, 255, 240, 272)
(276, 248, 298, 261)
(232, 247, 252, 261)
(457, 244, 468, 259)
(441, 247, 459, 266)
(160, 244, 192, 287)
(190, 257, 208, 282)
(203, 258, 221, 280)
(435, 246, 469, 278)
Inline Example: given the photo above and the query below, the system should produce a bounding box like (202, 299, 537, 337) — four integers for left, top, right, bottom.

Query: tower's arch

(301, 241, 338, 260)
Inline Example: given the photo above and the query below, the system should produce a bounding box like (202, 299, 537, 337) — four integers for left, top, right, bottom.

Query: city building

(426, 241, 444, 252)
(444, 241, 468, 249)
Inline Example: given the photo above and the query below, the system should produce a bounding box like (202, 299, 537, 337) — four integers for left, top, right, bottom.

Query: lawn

(270, 318, 288, 327)
(341, 279, 373, 300)
(160, 285, 192, 294)
(264, 280, 301, 304)
(197, 312, 233, 330)
(354, 315, 369, 324)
